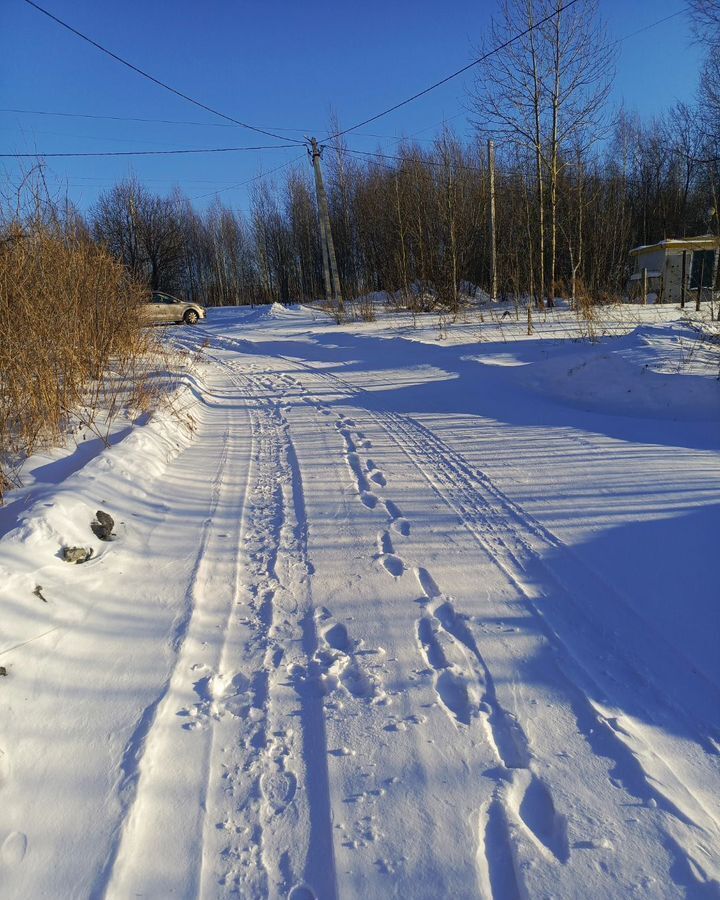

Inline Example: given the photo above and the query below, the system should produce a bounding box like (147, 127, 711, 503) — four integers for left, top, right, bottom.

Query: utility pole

(309, 137, 343, 316)
(317, 201, 332, 302)
(488, 138, 497, 302)
(680, 250, 687, 309)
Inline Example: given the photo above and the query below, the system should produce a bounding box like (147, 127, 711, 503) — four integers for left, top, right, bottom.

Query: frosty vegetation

(0, 182, 166, 500)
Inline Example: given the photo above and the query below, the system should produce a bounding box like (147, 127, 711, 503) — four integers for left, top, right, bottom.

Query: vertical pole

(309, 137, 343, 316)
(488, 138, 497, 302)
(696, 257, 704, 312)
(680, 250, 687, 308)
(317, 199, 332, 303)
(642, 267, 648, 305)
(309, 142, 332, 303)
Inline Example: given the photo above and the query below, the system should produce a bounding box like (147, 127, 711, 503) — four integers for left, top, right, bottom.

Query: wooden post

(488, 138, 497, 302)
(642, 267, 648, 305)
(317, 201, 332, 303)
(680, 250, 687, 308)
(696, 257, 704, 312)
(309, 137, 343, 316)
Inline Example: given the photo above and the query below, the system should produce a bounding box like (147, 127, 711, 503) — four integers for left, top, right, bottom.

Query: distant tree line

(78, 0, 720, 311)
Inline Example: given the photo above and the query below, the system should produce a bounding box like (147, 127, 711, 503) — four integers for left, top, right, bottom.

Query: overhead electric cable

(0, 107, 312, 132)
(324, 0, 582, 141)
(2, 144, 299, 158)
(376, 6, 690, 149)
(20, 0, 306, 145)
(335, 146, 482, 171)
(323, 2, 688, 146)
(616, 7, 687, 43)
(0, 109, 442, 143)
(334, 146, 546, 181)
(192, 154, 305, 200)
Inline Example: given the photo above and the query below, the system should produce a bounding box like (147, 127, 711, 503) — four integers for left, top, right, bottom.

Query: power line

(192, 154, 306, 201)
(11, 2, 694, 203)
(0, 108, 444, 144)
(1, 108, 244, 128)
(324, 3, 689, 147)
(1, 108, 448, 147)
(337, 146, 482, 171)
(0, 126, 220, 149)
(0, 107, 310, 132)
(11, 4, 686, 156)
(383, 7, 690, 147)
(1, 144, 299, 158)
(335, 146, 591, 187)
(324, 0, 582, 141)
(617, 7, 687, 43)
(20, 0, 306, 145)
(40, 173, 257, 185)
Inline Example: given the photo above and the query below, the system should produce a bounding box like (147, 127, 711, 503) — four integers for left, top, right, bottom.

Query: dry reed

(0, 215, 156, 501)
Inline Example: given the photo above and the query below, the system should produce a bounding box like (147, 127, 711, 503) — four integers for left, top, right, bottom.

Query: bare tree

(470, 0, 614, 304)
(92, 177, 183, 291)
(689, 0, 720, 39)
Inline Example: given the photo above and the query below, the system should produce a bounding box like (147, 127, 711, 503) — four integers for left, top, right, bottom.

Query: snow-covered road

(1, 304, 718, 898)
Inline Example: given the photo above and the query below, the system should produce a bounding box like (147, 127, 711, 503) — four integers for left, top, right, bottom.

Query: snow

(0, 302, 718, 898)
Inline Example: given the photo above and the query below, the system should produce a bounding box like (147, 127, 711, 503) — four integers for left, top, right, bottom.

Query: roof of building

(629, 234, 720, 255)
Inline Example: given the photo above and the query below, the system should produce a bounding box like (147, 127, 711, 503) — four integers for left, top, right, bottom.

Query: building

(628, 234, 720, 303)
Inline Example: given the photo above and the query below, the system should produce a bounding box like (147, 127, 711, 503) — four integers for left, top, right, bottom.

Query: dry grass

(0, 216, 157, 501)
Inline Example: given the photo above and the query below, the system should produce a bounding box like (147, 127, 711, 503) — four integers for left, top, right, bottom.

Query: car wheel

(183, 310, 199, 325)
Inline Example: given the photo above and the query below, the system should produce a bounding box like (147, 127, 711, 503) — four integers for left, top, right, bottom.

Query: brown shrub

(0, 218, 153, 501)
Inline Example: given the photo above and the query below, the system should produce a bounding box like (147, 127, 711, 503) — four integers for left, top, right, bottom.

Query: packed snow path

(0, 305, 718, 898)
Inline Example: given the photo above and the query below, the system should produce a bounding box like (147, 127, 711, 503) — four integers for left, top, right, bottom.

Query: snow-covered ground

(0, 302, 718, 899)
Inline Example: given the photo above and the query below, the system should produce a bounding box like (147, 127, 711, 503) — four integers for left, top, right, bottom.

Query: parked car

(141, 291, 206, 325)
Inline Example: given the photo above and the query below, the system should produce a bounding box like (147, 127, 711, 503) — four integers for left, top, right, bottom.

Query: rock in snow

(61, 546, 93, 564)
(91, 509, 115, 541)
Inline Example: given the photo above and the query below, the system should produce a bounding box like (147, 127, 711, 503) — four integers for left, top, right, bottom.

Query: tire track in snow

(290, 341, 720, 747)
(392, 413, 720, 746)
(374, 410, 720, 891)
(250, 353, 720, 894)
(100, 387, 246, 898)
(195, 330, 720, 892)
(264, 366, 573, 890)
(256, 374, 388, 709)
(383, 422, 720, 779)
(194, 359, 337, 899)
(97, 345, 337, 900)
(271, 356, 720, 760)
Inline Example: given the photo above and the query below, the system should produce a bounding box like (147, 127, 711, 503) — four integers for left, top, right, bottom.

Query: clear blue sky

(0, 0, 703, 216)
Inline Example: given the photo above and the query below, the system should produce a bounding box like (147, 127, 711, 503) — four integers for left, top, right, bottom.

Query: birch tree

(469, 0, 614, 304)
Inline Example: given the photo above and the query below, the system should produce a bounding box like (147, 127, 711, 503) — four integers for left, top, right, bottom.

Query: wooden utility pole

(696, 257, 705, 312)
(680, 250, 687, 309)
(488, 139, 497, 301)
(317, 203, 332, 302)
(309, 137, 343, 316)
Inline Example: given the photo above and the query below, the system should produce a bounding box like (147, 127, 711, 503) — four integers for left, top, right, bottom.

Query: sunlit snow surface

(0, 301, 718, 899)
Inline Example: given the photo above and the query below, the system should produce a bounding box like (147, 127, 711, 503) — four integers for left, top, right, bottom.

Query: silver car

(141, 291, 206, 325)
